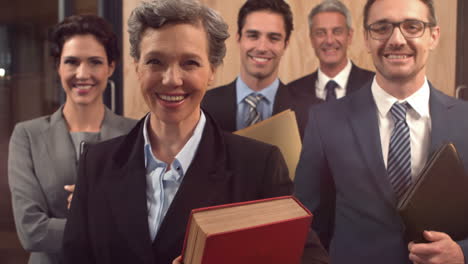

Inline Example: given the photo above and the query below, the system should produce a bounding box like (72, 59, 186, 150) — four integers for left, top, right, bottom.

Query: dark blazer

(288, 63, 374, 139)
(294, 83, 468, 263)
(8, 106, 136, 264)
(63, 113, 329, 264)
(201, 79, 318, 139)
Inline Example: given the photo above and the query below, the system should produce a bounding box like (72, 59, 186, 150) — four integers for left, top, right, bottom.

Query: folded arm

(8, 124, 66, 253)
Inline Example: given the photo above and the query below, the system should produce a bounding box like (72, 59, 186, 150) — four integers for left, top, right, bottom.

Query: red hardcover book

(181, 196, 312, 264)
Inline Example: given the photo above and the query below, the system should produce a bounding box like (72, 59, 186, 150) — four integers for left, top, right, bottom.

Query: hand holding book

(396, 143, 468, 263)
(408, 230, 464, 264)
(398, 143, 468, 243)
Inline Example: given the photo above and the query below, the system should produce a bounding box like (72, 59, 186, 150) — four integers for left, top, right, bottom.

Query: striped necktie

(387, 102, 412, 201)
(325, 80, 338, 101)
(244, 93, 264, 127)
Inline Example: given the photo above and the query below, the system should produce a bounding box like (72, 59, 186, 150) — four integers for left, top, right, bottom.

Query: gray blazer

(8, 106, 137, 264)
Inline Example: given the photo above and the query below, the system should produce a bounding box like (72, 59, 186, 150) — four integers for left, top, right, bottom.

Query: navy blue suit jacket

(294, 82, 468, 263)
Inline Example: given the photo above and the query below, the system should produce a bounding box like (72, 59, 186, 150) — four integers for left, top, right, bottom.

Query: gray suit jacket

(294, 83, 468, 263)
(8, 106, 137, 264)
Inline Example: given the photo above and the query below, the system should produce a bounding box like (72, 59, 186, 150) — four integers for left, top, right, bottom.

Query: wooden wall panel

(122, 1, 143, 118)
(427, 0, 457, 95)
(123, 0, 457, 119)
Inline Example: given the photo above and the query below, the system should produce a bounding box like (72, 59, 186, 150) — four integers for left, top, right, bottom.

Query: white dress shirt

(371, 77, 432, 180)
(316, 59, 352, 100)
(143, 111, 206, 241)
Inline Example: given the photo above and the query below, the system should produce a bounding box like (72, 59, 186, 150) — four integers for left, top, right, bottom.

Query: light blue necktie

(387, 102, 412, 201)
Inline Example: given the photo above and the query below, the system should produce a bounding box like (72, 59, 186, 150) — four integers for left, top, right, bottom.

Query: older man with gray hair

(289, 0, 374, 136)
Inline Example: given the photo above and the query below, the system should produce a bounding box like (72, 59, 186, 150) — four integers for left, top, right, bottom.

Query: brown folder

(398, 143, 468, 243)
(234, 110, 302, 180)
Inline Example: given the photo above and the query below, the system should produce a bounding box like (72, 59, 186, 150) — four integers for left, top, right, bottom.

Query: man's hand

(408, 230, 464, 264)
(64, 185, 75, 210)
(172, 255, 182, 264)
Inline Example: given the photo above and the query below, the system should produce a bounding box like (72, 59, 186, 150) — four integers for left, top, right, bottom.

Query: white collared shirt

(371, 77, 432, 180)
(143, 111, 206, 241)
(316, 59, 352, 100)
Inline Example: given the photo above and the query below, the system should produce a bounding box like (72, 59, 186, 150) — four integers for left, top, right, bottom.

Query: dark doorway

(0, 1, 59, 262)
(0, 0, 106, 262)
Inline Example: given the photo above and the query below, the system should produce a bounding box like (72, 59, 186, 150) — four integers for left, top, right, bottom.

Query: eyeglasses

(366, 20, 435, 40)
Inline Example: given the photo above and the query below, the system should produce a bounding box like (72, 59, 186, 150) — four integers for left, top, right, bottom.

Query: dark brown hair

(49, 14, 119, 66)
(237, 0, 294, 42)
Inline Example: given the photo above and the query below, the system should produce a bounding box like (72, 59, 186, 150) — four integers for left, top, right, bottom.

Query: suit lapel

(44, 108, 77, 184)
(100, 107, 126, 139)
(153, 115, 233, 253)
(305, 72, 319, 99)
(218, 81, 237, 132)
(104, 120, 154, 264)
(272, 81, 293, 114)
(104, 115, 234, 261)
(347, 86, 397, 206)
(45, 107, 131, 187)
(298, 72, 320, 103)
(346, 64, 363, 94)
(428, 85, 456, 153)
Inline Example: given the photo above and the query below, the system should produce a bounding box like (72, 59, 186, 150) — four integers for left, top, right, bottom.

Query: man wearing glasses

(294, 0, 468, 263)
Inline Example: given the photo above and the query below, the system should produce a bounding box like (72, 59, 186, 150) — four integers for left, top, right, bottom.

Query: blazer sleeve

(8, 123, 66, 252)
(62, 147, 95, 264)
(294, 107, 335, 248)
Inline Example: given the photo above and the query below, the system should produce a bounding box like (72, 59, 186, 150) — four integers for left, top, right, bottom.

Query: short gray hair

(308, 0, 352, 29)
(128, 0, 229, 67)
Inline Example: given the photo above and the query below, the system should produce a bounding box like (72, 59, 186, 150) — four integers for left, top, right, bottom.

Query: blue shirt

(143, 111, 206, 241)
(235, 77, 279, 130)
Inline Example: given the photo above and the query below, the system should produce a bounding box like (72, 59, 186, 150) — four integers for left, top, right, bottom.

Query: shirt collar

(175, 111, 206, 175)
(143, 114, 156, 169)
(235, 76, 280, 105)
(143, 111, 206, 178)
(317, 59, 352, 91)
(371, 76, 431, 119)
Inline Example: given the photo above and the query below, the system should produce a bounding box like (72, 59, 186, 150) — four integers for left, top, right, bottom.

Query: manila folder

(234, 109, 302, 180)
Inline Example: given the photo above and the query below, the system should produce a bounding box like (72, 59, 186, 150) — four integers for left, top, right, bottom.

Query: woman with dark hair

(8, 14, 136, 264)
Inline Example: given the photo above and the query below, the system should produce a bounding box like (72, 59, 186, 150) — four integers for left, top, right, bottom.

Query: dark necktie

(325, 80, 338, 101)
(387, 102, 412, 201)
(244, 93, 264, 127)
